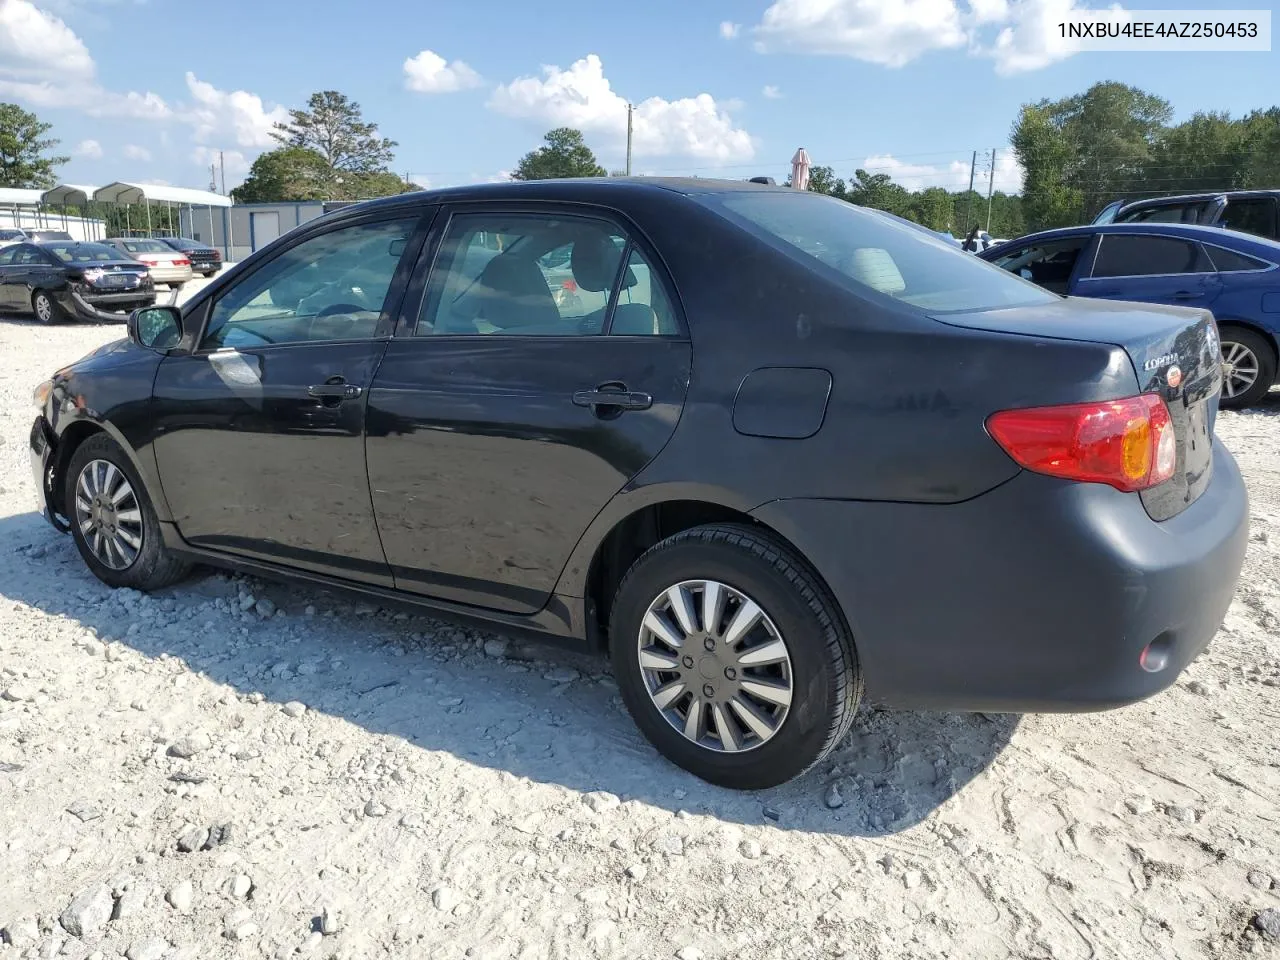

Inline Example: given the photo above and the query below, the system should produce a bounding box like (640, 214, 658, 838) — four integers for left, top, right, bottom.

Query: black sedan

(156, 236, 222, 277)
(0, 240, 154, 323)
(28, 180, 1248, 787)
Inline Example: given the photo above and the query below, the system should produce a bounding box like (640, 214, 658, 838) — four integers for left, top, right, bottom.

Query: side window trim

(398, 202, 689, 340)
(600, 240, 633, 336)
(1084, 233, 1215, 281)
(192, 209, 433, 354)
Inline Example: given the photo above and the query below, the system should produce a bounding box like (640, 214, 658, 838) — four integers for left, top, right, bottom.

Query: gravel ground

(2, 307, 1279, 960)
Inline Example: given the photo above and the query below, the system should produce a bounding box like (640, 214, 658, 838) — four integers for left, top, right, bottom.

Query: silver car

(103, 237, 194, 288)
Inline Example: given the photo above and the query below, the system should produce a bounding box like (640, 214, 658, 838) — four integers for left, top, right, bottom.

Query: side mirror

(128, 305, 182, 352)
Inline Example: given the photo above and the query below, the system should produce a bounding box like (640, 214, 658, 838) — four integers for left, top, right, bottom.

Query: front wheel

(609, 524, 860, 789)
(1219, 326, 1276, 409)
(64, 433, 190, 591)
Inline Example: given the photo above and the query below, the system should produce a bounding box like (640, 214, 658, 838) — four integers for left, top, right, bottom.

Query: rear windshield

(709, 192, 1058, 313)
(118, 239, 172, 253)
(44, 242, 130, 263)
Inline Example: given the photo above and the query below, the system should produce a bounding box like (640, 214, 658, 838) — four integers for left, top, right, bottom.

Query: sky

(0, 0, 1276, 196)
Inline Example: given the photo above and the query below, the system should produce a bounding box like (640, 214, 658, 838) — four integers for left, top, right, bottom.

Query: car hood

(55, 337, 144, 377)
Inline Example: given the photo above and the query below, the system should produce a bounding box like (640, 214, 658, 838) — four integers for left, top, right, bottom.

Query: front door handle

(307, 380, 363, 400)
(573, 385, 652, 412)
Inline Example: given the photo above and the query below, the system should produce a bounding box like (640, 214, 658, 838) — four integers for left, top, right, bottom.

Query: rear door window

(1091, 235, 1214, 278)
(711, 192, 1056, 312)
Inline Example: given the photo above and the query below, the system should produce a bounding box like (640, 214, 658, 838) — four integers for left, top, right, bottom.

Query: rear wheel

(32, 289, 65, 325)
(610, 523, 860, 789)
(64, 434, 190, 591)
(1219, 326, 1276, 409)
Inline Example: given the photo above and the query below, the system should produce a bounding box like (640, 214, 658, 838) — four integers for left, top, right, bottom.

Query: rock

(431, 887, 459, 912)
(824, 782, 845, 809)
(223, 907, 257, 941)
(238, 594, 257, 612)
(585, 919, 617, 943)
(903, 870, 923, 890)
(583, 791, 621, 814)
(176, 826, 209, 853)
(544, 667, 579, 683)
(1, 917, 39, 948)
(281, 701, 306, 718)
(112, 883, 148, 920)
(577, 888, 609, 905)
(59, 885, 113, 938)
(125, 937, 168, 960)
(43, 847, 71, 867)
(1254, 909, 1280, 940)
(739, 839, 762, 860)
(483, 638, 508, 658)
(230, 874, 252, 899)
(625, 864, 647, 882)
(3, 682, 37, 701)
(762, 805, 782, 822)
(1187, 680, 1211, 696)
(319, 906, 342, 936)
(1166, 804, 1197, 823)
(676, 948, 704, 960)
(204, 822, 234, 849)
(255, 598, 277, 617)
(166, 880, 194, 913)
(66, 801, 103, 823)
(654, 834, 684, 857)
(1125, 796, 1155, 816)
(1248, 870, 1274, 890)
(364, 799, 388, 818)
(167, 733, 211, 759)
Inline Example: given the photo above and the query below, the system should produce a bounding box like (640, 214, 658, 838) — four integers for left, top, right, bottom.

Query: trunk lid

(933, 297, 1222, 520)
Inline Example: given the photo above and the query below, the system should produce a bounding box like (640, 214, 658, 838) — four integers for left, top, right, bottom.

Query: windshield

(45, 242, 131, 263)
(710, 192, 1057, 313)
(118, 239, 173, 253)
(0, 229, 25, 241)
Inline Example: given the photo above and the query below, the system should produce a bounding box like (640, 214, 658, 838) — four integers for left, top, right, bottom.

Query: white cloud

(985, 0, 1128, 74)
(488, 54, 755, 163)
(74, 138, 103, 158)
(403, 50, 482, 93)
(719, 21, 741, 39)
(862, 151, 1024, 192)
(182, 72, 288, 148)
(191, 146, 249, 181)
(0, 0, 169, 117)
(753, 0, 966, 66)
(762, 85, 783, 99)
(123, 143, 151, 161)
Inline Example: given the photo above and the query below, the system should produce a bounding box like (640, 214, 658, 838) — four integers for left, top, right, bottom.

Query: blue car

(981, 222, 1280, 407)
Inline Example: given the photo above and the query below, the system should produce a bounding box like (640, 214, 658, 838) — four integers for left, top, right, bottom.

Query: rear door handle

(307, 382, 363, 399)
(573, 387, 652, 411)
(1172, 290, 1200, 300)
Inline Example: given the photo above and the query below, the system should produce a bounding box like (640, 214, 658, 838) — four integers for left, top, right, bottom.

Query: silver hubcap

(74, 459, 143, 570)
(637, 580, 793, 753)
(34, 294, 51, 322)
(1222, 341, 1260, 399)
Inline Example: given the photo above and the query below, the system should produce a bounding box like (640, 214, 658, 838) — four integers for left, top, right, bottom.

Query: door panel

(366, 337, 691, 612)
(153, 342, 392, 583)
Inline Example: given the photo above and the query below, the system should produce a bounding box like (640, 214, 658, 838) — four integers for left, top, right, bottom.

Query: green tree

(908, 187, 955, 232)
(0, 103, 67, 189)
(845, 169, 910, 214)
(232, 146, 331, 202)
(806, 165, 847, 199)
(273, 91, 397, 178)
(511, 128, 606, 180)
(1012, 103, 1084, 229)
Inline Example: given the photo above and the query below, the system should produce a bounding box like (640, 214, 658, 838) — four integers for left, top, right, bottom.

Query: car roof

(1118, 189, 1280, 211)
(989, 221, 1280, 255)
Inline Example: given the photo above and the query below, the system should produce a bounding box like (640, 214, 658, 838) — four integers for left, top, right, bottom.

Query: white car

(103, 237, 194, 288)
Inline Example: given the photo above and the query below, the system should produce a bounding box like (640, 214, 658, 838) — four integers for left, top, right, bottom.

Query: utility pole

(962, 150, 977, 233)
(219, 151, 227, 195)
(985, 148, 997, 233)
(209, 164, 218, 193)
(625, 103, 633, 176)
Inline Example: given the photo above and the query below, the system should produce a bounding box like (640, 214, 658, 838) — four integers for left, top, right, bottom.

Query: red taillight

(139, 257, 158, 264)
(174, 258, 190, 266)
(986, 394, 1177, 492)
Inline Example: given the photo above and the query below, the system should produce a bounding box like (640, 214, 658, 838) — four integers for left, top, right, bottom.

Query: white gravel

(2, 310, 1280, 960)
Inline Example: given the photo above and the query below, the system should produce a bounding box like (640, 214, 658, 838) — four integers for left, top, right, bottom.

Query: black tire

(64, 433, 190, 591)
(31, 289, 66, 325)
(1218, 326, 1276, 409)
(609, 523, 860, 789)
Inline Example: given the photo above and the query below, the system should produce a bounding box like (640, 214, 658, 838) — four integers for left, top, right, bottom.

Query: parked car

(103, 237, 194, 288)
(26, 230, 75, 242)
(981, 222, 1280, 407)
(156, 236, 222, 277)
(0, 240, 154, 323)
(29, 181, 1247, 788)
(1094, 190, 1280, 242)
(0, 228, 29, 246)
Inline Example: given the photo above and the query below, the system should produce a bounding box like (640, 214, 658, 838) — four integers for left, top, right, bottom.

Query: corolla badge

(1143, 352, 1179, 371)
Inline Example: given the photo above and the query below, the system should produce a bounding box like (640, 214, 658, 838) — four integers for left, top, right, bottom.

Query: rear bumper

(147, 265, 193, 284)
(62, 289, 155, 322)
(751, 441, 1249, 712)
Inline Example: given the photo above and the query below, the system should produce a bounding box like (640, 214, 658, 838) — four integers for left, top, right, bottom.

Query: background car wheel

(609, 523, 861, 789)
(31, 289, 65, 325)
(64, 433, 190, 591)
(1219, 326, 1276, 409)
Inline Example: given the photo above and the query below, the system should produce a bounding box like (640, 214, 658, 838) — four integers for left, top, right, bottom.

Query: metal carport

(40, 185, 103, 240)
(92, 182, 233, 258)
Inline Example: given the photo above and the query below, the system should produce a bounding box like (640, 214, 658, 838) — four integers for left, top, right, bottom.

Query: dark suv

(28, 180, 1248, 787)
(1095, 191, 1280, 241)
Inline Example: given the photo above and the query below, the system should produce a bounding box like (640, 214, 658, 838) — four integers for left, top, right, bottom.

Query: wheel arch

(1215, 316, 1280, 357)
(49, 417, 168, 521)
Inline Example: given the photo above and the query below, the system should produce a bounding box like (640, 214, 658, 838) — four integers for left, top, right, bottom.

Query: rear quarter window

(708, 193, 1056, 313)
